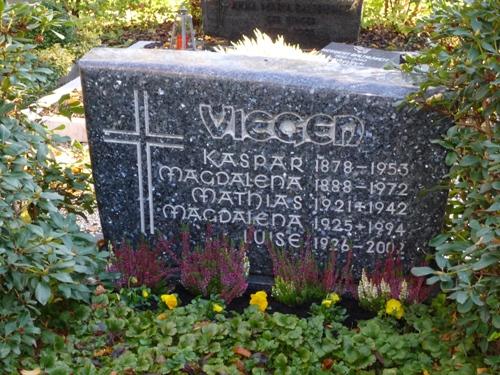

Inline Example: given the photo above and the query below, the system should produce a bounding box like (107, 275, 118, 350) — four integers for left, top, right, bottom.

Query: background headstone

(202, 0, 364, 48)
(80, 48, 448, 278)
(322, 42, 403, 69)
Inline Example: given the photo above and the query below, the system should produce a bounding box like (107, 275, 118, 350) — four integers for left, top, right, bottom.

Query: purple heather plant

(109, 240, 175, 289)
(267, 238, 356, 305)
(166, 226, 252, 304)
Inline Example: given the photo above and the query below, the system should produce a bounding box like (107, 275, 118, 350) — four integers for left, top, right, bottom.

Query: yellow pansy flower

(142, 290, 149, 298)
(321, 299, 333, 308)
(321, 292, 340, 308)
(250, 291, 268, 312)
(386, 298, 404, 319)
(212, 303, 224, 313)
(161, 294, 178, 310)
(327, 293, 340, 304)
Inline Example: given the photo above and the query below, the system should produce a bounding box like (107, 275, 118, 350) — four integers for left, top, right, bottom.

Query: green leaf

(435, 254, 448, 269)
(470, 17, 481, 32)
(486, 202, 500, 212)
(429, 234, 448, 247)
(445, 151, 458, 166)
(274, 352, 288, 368)
(0, 344, 10, 359)
(460, 155, 481, 166)
(474, 84, 490, 101)
(51, 272, 74, 283)
(472, 254, 498, 271)
(481, 41, 496, 53)
(0, 124, 11, 140)
(51, 29, 66, 40)
(40, 191, 63, 200)
(493, 314, 500, 329)
(426, 275, 441, 285)
(35, 281, 52, 305)
(411, 267, 435, 277)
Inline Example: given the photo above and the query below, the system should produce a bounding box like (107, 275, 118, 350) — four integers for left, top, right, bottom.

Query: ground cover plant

(13, 289, 492, 374)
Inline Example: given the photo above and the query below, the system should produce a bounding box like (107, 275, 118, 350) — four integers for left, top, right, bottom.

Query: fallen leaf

(91, 303, 105, 310)
(440, 333, 453, 341)
(193, 320, 210, 330)
(233, 346, 252, 358)
(20, 369, 41, 375)
(322, 358, 334, 370)
(234, 359, 246, 373)
(95, 285, 106, 296)
(477, 369, 489, 374)
(94, 346, 113, 357)
(156, 313, 168, 320)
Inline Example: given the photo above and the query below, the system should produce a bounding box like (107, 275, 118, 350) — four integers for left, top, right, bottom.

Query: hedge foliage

(407, 0, 499, 354)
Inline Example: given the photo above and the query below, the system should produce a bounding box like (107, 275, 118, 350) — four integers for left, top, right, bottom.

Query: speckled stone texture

(202, 0, 363, 48)
(79, 48, 449, 277)
(321, 42, 403, 69)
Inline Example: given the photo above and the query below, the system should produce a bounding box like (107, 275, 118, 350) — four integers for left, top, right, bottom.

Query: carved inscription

(229, 1, 353, 14)
(147, 102, 413, 255)
(199, 105, 364, 147)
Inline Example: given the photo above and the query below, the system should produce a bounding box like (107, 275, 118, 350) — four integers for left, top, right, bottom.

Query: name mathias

(228, 1, 353, 14)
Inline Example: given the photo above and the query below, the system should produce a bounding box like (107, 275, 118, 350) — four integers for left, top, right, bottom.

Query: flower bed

(15, 290, 489, 374)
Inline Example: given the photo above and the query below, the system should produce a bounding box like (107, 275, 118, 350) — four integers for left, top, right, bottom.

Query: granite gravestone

(202, 0, 364, 48)
(321, 42, 403, 69)
(79, 48, 448, 277)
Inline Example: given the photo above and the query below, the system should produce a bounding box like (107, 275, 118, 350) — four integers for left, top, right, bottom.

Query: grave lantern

(170, 6, 196, 50)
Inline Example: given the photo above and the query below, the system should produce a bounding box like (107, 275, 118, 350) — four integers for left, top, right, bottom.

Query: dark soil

(357, 25, 429, 51)
(174, 284, 375, 328)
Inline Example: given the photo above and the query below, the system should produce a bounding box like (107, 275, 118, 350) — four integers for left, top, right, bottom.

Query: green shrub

(65, 22, 101, 58)
(0, 1, 70, 103)
(0, 102, 108, 371)
(407, 0, 499, 354)
(35, 43, 76, 81)
(32, 0, 77, 48)
(50, 0, 188, 28)
(362, 0, 434, 32)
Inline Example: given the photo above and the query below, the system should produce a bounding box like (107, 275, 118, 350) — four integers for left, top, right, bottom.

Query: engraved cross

(103, 89, 184, 235)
